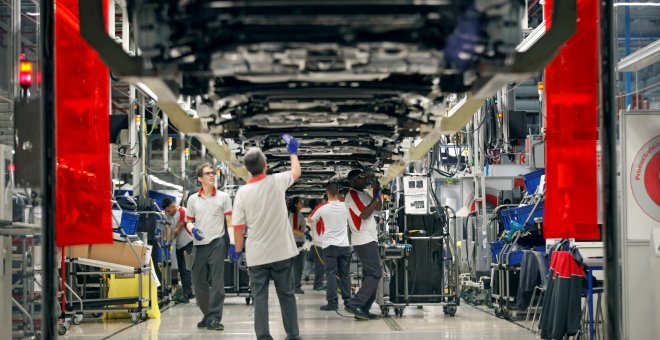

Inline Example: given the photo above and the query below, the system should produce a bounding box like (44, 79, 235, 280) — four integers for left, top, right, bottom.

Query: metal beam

(617, 39, 660, 72)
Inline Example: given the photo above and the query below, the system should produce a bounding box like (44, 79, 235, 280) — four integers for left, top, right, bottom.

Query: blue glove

(282, 134, 299, 155)
(228, 245, 242, 262)
(191, 227, 205, 241)
(373, 186, 382, 201)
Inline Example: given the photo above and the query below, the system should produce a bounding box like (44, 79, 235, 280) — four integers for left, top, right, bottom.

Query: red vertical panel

(55, 0, 112, 246)
(544, 0, 600, 240)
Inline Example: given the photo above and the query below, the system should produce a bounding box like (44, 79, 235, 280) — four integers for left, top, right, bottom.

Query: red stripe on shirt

(350, 190, 366, 212)
(349, 208, 362, 231)
(177, 207, 186, 222)
(224, 211, 232, 216)
(293, 214, 300, 231)
(316, 217, 325, 236)
(234, 224, 246, 229)
(309, 202, 329, 219)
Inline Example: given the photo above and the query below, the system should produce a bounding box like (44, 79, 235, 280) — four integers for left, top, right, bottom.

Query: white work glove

(302, 240, 312, 252)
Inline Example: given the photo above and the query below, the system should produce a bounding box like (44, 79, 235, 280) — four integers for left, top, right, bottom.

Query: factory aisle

(62, 282, 532, 339)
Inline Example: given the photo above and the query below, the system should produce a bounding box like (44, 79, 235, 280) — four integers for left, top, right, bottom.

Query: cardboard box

(66, 245, 91, 259)
(89, 241, 151, 268)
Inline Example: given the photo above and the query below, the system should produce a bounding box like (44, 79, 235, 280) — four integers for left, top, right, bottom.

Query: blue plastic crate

(514, 201, 544, 226)
(119, 211, 139, 236)
(501, 201, 544, 230)
(490, 241, 505, 263)
(523, 169, 545, 194)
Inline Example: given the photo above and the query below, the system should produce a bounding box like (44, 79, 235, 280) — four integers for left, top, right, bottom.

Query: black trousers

(175, 242, 193, 296)
(347, 242, 382, 311)
(323, 246, 352, 306)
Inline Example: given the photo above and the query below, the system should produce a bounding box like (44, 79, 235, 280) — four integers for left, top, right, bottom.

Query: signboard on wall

(623, 111, 660, 240)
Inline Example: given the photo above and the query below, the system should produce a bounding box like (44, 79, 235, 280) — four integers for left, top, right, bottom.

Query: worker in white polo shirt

(186, 163, 233, 331)
(344, 169, 383, 321)
(232, 135, 303, 340)
(309, 181, 351, 311)
(161, 197, 194, 304)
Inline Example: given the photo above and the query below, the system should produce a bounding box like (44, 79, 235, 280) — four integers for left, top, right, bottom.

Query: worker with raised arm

(185, 164, 233, 331)
(343, 169, 383, 320)
(232, 135, 303, 340)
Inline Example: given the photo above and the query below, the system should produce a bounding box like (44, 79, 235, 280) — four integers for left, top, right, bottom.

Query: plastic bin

(118, 211, 139, 236)
(500, 201, 545, 230)
(523, 169, 545, 194)
(490, 241, 505, 263)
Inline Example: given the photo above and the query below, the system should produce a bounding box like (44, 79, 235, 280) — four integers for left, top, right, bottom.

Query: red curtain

(55, 0, 112, 246)
(543, 0, 601, 240)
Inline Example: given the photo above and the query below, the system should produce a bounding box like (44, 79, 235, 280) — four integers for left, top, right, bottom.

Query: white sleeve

(232, 193, 246, 227)
(273, 171, 294, 191)
(222, 193, 233, 216)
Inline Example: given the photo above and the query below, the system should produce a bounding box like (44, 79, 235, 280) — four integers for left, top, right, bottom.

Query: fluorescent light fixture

(613, 2, 660, 7)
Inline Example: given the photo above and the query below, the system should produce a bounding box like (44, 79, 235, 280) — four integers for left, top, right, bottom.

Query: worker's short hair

(196, 163, 213, 179)
(244, 148, 267, 176)
(325, 181, 339, 195)
(161, 198, 175, 209)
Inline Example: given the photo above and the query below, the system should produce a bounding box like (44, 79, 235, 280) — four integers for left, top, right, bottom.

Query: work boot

(197, 317, 208, 328)
(206, 319, 224, 331)
(313, 285, 327, 291)
(295, 288, 305, 294)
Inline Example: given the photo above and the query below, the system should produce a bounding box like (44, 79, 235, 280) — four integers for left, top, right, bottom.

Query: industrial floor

(61, 282, 533, 339)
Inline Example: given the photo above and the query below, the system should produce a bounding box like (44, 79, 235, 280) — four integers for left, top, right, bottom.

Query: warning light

(7, 163, 16, 172)
(497, 111, 503, 120)
(537, 82, 544, 91)
(19, 57, 33, 88)
(167, 137, 173, 150)
(185, 148, 190, 160)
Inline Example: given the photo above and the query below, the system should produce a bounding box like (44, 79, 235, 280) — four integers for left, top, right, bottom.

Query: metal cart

(224, 257, 252, 305)
(377, 233, 460, 318)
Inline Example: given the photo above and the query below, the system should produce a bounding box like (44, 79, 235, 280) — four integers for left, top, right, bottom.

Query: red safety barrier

(55, 0, 112, 246)
(544, 0, 601, 240)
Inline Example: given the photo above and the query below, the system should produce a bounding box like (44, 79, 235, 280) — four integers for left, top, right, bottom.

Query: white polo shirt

(345, 189, 379, 246)
(233, 172, 299, 267)
(186, 188, 232, 246)
(164, 207, 194, 249)
(309, 201, 350, 249)
(288, 211, 307, 244)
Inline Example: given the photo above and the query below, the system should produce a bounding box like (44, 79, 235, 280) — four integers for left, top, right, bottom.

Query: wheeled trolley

(377, 234, 460, 318)
(224, 258, 252, 305)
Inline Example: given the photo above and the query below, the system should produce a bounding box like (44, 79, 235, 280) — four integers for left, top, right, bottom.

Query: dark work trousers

(347, 241, 382, 311)
(323, 246, 352, 307)
(175, 241, 194, 297)
(191, 237, 226, 322)
(310, 245, 325, 289)
(249, 257, 302, 340)
(291, 243, 304, 290)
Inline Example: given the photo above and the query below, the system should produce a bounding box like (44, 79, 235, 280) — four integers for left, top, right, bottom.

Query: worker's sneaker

(319, 304, 338, 311)
(362, 309, 381, 319)
(295, 288, 305, 294)
(174, 295, 189, 304)
(313, 286, 327, 291)
(206, 319, 224, 331)
(345, 305, 369, 321)
(196, 317, 208, 329)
